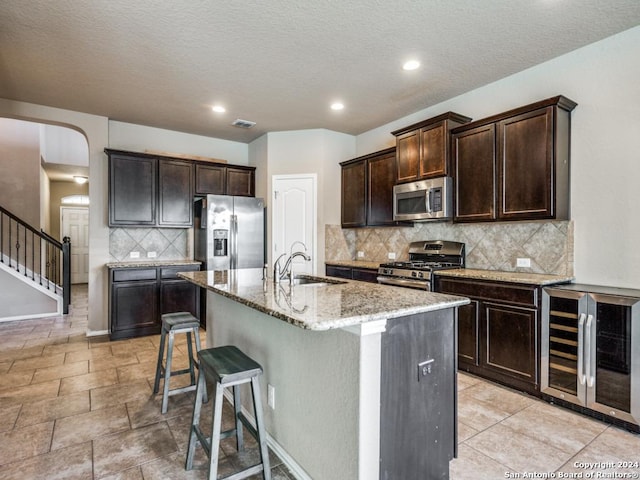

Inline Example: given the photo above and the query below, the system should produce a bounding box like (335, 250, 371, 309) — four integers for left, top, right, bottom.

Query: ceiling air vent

(231, 119, 256, 129)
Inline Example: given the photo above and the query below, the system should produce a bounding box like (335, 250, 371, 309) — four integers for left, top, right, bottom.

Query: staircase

(0, 205, 70, 320)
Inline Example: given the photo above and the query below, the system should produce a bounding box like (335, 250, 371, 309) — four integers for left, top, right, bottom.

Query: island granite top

(434, 268, 574, 286)
(179, 269, 469, 331)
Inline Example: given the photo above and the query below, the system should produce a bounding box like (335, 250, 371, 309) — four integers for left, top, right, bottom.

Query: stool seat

(186, 345, 271, 480)
(153, 312, 206, 414)
(162, 311, 201, 330)
(199, 346, 262, 385)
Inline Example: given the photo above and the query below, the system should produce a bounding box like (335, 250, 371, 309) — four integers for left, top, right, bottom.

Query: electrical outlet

(417, 359, 435, 382)
(130, 251, 140, 259)
(517, 257, 531, 268)
(147, 251, 157, 258)
(387, 252, 396, 260)
(357, 251, 364, 258)
(267, 384, 275, 409)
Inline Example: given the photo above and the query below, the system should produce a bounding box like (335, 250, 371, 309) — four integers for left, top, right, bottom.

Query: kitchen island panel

(207, 291, 373, 480)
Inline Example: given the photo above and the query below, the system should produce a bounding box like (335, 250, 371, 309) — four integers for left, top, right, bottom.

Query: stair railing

(0, 205, 71, 314)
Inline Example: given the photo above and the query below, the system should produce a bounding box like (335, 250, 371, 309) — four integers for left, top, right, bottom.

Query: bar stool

(185, 345, 271, 480)
(153, 312, 207, 414)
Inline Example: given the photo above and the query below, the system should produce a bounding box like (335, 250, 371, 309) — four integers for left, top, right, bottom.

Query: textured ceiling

(1, 1, 639, 143)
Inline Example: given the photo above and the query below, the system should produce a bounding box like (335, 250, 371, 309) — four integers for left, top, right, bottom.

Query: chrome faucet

(273, 253, 288, 283)
(282, 251, 311, 283)
(273, 248, 311, 284)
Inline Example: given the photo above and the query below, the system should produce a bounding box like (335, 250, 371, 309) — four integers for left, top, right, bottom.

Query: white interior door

(272, 174, 317, 275)
(61, 207, 89, 284)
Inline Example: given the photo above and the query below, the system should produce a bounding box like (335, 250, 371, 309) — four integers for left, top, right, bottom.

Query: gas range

(377, 240, 465, 291)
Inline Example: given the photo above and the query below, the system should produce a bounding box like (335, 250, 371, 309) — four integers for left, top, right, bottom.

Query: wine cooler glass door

(542, 289, 588, 406)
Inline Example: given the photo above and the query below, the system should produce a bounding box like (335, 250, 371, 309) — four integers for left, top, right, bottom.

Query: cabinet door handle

(577, 313, 586, 385)
(585, 315, 596, 388)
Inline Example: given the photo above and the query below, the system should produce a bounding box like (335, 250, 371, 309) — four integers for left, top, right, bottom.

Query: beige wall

(49, 181, 89, 240)
(0, 118, 41, 227)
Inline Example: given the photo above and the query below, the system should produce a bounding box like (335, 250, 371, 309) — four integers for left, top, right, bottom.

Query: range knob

(411, 271, 417, 278)
(417, 272, 424, 279)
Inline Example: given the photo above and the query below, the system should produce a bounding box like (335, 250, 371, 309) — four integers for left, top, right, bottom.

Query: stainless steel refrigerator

(194, 195, 265, 324)
(194, 195, 265, 270)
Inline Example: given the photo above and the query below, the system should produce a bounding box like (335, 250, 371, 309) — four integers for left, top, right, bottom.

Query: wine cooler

(542, 284, 639, 430)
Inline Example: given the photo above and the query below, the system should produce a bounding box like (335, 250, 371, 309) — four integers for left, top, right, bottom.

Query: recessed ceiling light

(212, 105, 226, 113)
(403, 60, 420, 71)
(331, 102, 344, 111)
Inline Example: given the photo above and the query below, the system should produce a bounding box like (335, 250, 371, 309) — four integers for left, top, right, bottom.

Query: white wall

(253, 129, 355, 269)
(356, 26, 640, 289)
(42, 124, 88, 166)
(108, 121, 249, 165)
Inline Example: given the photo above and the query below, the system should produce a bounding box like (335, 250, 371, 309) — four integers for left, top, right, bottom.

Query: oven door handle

(377, 276, 430, 290)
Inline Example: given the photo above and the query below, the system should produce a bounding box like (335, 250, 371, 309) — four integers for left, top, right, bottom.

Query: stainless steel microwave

(393, 177, 452, 222)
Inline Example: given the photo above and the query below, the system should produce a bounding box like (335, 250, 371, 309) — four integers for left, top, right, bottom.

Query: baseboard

(0, 311, 60, 322)
(86, 329, 109, 337)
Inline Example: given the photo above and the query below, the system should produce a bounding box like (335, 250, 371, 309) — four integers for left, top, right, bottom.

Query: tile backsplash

(109, 228, 192, 262)
(326, 220, 574, 275)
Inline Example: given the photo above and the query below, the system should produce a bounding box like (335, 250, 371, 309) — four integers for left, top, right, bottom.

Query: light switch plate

(517, 257, 531, 268)
(387, 252, 396, 260)
(147, 251, 157, 258)
(130, 251, 140, 259)
(357, 251, 364, 258)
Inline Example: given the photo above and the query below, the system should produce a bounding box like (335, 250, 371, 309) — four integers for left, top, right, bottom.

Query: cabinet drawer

(112, 268, 157, 282)
(326, 265, 353, 279)
(160, 265, 200, 279)
(436, 277, 538, 308)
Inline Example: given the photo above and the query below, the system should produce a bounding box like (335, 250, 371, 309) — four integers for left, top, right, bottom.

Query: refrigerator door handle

(231, 214, 238, 269)
(577, 313, 586, 385)
(585, 314, 594, 388)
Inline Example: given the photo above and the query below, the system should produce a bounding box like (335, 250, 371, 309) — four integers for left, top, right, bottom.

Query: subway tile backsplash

(326, 220, 573, 276)
(109, 228, 191, 262)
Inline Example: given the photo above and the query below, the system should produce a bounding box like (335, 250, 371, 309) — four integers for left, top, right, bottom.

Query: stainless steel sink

(291, 275, 347, 286)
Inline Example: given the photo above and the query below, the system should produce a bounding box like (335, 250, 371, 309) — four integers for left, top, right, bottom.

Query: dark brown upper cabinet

(107, 149, 193, 227)
(108, 152, 157, 226)
(194, 162, 255, 197)
(392, 112, 471, 183)
(340, 147, 401, 227)
(451, 96, 577, 223)
(194, 163, 225, 195)
(158, 158, 193, 227)
(226, 166, 255, 197)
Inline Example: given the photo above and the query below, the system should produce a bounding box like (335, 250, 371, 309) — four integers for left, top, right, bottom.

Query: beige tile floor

(0, 284, 639, 479)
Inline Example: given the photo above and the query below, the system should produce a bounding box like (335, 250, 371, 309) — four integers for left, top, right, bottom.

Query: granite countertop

(106, 260, 201, 269)
(179, 269, 469, 331)
(325, 260, 381, 269)
(434, 268, 574, 286)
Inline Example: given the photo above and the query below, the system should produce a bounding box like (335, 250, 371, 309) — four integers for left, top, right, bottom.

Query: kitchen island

(179, 269, 469, 480)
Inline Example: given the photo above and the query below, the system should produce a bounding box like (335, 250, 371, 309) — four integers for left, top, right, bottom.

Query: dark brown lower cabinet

(109, 264, 200, 340)
(457, 300, 480, 367)
(434, 275, 541, 394)
(325, 264, 379, 283)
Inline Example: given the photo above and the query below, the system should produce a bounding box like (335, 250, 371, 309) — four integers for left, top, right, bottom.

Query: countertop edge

(106, 260, 202, 269)
(434, 268, 574, 286)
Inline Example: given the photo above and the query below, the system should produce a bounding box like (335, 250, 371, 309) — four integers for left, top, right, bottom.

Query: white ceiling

(1, 1, 639, 143)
